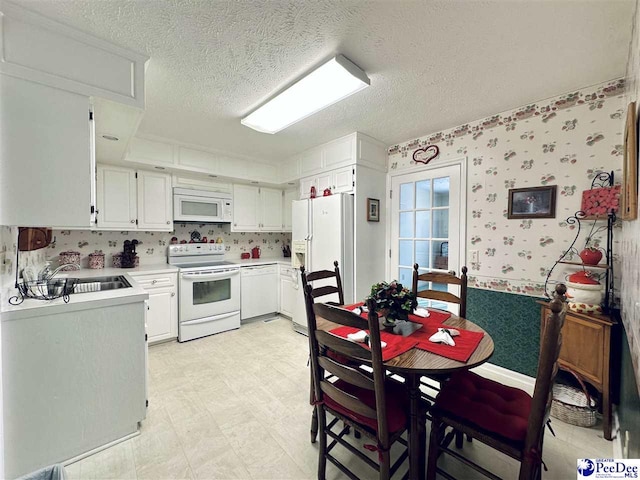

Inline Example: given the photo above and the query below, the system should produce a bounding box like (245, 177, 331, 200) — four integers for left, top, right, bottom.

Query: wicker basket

(551, 370, 597, 427)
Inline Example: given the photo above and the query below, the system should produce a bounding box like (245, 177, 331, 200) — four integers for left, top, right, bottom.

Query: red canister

(310, 186, 316, 199)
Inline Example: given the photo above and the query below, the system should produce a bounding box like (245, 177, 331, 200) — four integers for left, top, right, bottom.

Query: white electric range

(168, 243, 240, 342)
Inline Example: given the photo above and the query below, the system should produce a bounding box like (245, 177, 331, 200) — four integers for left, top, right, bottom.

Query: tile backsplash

(49, 224, 292, 268)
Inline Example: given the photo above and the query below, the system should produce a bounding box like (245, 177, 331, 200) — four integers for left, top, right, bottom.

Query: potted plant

(367, 280, 418, 328)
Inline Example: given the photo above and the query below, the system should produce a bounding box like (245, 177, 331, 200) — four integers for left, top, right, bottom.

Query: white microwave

(173, 188, 232, 223)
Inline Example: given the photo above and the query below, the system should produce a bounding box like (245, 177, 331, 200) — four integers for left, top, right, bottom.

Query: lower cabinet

(131, 272, 178, 344)
(279, 265, 297, 318)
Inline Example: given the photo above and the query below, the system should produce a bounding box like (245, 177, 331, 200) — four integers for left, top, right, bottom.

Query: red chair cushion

(323, 379, 409, 434)
(435, 371, 532, 443)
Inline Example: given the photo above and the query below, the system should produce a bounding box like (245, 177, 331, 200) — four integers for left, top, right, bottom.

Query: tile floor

(66, 317, 613, 479)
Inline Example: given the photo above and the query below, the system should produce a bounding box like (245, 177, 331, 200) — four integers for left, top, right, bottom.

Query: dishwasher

(240, 264, 279, 320)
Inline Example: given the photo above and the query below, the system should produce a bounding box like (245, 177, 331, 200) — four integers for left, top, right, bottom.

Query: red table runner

(328, 303, 484, 363)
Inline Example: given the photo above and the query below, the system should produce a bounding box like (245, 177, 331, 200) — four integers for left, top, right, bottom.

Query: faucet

(42, 263, 81, 280)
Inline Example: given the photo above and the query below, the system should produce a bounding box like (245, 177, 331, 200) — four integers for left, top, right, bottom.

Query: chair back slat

(314, 303, 367, 329)
(521, 285, 567, 480)
(412, 264, 468, 318)
(305, 270, 338, 281)
(320, 380, 378, 419)
(312, 285, 342, 299)
(315, 330, 373, 362)
(415, 290, 462, 305)
(318, 356, 375, 391)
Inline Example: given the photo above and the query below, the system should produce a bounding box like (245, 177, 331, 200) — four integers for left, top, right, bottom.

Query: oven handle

(181, 270, 239, 280)
(181, 311, 240, 325)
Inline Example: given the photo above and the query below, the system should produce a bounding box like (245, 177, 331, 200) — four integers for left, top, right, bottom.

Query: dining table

(315, 309, 495, 480)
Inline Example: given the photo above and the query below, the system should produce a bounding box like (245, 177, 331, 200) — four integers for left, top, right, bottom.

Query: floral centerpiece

(367, 280, 418, 326)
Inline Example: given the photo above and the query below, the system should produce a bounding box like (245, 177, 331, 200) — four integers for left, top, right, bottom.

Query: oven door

(179, 268, 240, 321)
(174, 194, 225, 223)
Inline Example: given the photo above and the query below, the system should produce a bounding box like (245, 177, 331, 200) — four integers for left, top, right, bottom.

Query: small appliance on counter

(121, 240, 139, 268)
(282, 244, 291, 257)
(251, 246, 261, 259)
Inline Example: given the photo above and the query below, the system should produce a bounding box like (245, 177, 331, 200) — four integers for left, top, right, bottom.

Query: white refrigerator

(291, 194, 354, 333)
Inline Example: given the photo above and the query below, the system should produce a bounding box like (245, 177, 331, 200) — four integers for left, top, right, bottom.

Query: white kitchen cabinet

(300, 166, 355, 199)
(232, 185, 284, 232)
(137, 171, 173, 230)
(131, 272, 178, 344)
(279, 265, 296, 318)
(283, 189, 297, 232)
(0, 75, 95, 228)
(97, 165, 173, 231)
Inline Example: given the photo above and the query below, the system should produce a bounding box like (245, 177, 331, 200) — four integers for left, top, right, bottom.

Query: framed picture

(507, 185, 557, 219)
(367, 198, 380, 222)
(621, 101, 638, 220)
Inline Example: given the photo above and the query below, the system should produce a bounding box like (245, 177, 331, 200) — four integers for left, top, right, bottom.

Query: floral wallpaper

(622, 0, 640, 395)
(47, 224, 291, 268)
(388, 79, 625, 299)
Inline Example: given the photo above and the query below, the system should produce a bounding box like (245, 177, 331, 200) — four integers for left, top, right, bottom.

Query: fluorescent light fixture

(241, 55, 370, 134)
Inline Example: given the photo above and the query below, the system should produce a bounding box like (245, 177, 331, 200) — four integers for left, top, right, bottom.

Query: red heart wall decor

(412, 145, 440, 164)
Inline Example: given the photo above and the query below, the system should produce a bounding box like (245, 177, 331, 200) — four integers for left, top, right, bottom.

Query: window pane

(415, 240, 430, 268)
(416, 180, 431, 209)
(415, 211, 431, 238)
(398, 267, 412, 287)
(399, 212, 414, 238)
(433, 177, 450, 207)
(399, 183, 414, 210)
(399, 240, 413, 267)
(432, 240, 449, 270)
(433, 209, 449, 238)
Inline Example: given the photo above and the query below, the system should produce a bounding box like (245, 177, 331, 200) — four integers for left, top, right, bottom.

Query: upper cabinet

(0, 76, 95, 228)
(232, 185, 283, 232)
(280, 132, 387, 183)
(97, 165, 172, 231)
(0, 1, 148, 109)
(283, 190, 297, 232)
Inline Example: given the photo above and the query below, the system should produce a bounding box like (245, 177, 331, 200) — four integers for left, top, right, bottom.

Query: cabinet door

(279, 274, 294, 318)
(96, 165, 137, 229)
(146, 287, 177, 343)
(300, 177, 316, 200)
(261, 187, 284, 231)
(333, 166, 354, 193)
(323, 135, 354, 169)
(232, 184, 260, 231)
(0, 76, 93, 227)
(316, 172, 333, 194)
(137, 170, 173, 231)
(283, 189, 297, 232)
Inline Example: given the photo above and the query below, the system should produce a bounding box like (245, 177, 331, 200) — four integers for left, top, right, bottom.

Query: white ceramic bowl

(566, 281, 604, 305)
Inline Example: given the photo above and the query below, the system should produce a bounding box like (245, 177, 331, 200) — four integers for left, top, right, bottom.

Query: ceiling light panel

(241, 55, 370, 134)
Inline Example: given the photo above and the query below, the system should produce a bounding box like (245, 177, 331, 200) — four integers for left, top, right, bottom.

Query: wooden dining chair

(305, 289, 411, 480)
(426, 284, 568, 480)
(300, 261, 346, 444)
(300, 260, 345, 306)
(411, 264, 468, 402)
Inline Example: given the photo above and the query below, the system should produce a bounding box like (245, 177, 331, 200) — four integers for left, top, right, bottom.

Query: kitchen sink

(71, 275, 132, 294)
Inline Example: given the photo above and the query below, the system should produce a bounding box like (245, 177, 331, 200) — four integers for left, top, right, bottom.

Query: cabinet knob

(166, 221, 170, 225)
(130, 220, 135, 224)
(171, 292, 175, 297)
(152, 280, 157, 284)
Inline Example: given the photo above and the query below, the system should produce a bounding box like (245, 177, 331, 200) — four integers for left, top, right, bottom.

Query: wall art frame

(367, 198, 380, 222)
(507, 185, 557, 219)
(621, 101, 638, 220)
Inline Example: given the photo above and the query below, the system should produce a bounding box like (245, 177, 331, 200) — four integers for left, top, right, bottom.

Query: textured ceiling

(16, 0, 635, 163)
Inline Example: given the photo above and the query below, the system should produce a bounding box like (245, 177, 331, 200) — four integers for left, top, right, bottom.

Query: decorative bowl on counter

(59, 251, 81, 270)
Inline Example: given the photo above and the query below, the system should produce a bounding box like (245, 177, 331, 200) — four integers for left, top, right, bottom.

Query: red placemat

(329, 326, 418, 361)
(343, 303, 451, 325)
(411, 326, 485, 363)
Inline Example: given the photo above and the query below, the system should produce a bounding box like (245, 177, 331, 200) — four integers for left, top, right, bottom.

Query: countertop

(233, 258, 292, 267)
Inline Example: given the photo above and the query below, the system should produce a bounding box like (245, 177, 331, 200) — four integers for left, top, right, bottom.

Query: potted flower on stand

(367, 280, 418, 330)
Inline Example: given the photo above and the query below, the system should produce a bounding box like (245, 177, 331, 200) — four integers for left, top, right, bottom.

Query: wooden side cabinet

(538, 301, 617, 440)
